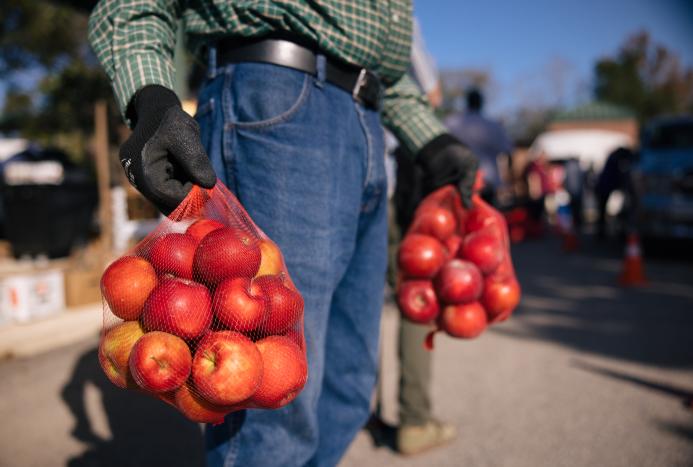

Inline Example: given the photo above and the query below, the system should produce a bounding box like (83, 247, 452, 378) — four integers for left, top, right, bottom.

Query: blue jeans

(196, 54, 388, 467)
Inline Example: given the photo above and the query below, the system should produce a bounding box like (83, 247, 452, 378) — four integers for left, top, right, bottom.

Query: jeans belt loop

(207, 45, 217, 78)
(315, 54, 327, 86)
(352, 69, 368, 104)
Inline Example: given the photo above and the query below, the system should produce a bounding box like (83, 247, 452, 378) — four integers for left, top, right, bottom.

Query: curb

(0, 303, 102, 359)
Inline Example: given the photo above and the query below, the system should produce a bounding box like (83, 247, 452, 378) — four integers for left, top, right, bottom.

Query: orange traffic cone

(618, 233, 647, 286)
(561, 223, 579, 252)
(558, 207, 579, 252)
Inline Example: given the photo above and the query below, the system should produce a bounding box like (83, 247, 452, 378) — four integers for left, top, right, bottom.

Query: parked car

(634, 116, 693, 239)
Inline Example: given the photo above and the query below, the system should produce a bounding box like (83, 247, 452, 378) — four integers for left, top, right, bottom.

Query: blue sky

(415, 0, 693, 116)
(1, 0, 692, 118)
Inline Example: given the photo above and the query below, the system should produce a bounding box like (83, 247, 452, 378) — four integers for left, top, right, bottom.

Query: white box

(0, 296, 9, 326)
(0, 269, 65, 323)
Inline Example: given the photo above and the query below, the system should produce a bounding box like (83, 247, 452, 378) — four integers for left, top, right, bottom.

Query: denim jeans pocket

(223, 63, 312, 130)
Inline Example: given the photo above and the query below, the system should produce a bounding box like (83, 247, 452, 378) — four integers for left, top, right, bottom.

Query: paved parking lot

(0, 235, 691, 467)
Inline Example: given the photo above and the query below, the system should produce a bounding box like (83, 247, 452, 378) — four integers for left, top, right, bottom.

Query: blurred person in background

(595, 147, 637, 238)
(380, 18, 456, 456)
(88, 2, 479, 466)
(562, 157, 584, 232)
(445, 88, 513, 205)
(523, 151, 554, 235)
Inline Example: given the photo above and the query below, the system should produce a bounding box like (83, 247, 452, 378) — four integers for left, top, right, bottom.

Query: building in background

(547, 102, 638, 142)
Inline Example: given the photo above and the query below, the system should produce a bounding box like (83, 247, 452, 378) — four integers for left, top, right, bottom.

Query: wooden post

(94, 100, 112, 255)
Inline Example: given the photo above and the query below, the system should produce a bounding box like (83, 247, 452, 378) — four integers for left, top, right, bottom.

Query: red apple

(412, 206, 457, 242)
(251, 336, 308, 408)
(444, 235, 463, 258)
(174, 383, 231, 424)
(460, 230, 503, 274)
(440, 302, 487, 339)
(253, 275, 303, 335)
(148, 233, 197, 279)
(398, 234, 446, 279)
(142, 277, 212, 339)
(213, 277, 265, 332)
(129, 331, 192, 393)
(464, 209, 487, 233)
(101, 256, 158, 321)
(482, 277, 521, 323)
(281, 327, 305, 348)
(489, 259, 514, 282)
(98, 321, 145, 388)
(434, 259, 483, 304)
(255, 239, 284, 278)
(397, 280, 440, 324)
(465, 208, 491, 233)
(193, 227, 261, 286)
(192, 331, 263, 406)
(186, 219, 225, 243)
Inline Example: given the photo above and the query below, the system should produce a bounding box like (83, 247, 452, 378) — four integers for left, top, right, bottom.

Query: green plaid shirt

(88, 0, 446, 153)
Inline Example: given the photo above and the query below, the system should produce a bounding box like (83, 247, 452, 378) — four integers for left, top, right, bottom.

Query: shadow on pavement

(61, 348, 205, 467)
(572, 360, 693, 409)
(495, 236, 693, 369)
(655, 420, 693, 443)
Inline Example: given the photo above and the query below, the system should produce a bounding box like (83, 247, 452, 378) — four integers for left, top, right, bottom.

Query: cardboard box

(0, 268, 65, 323)
(0, 241, 12, 259)
(64, 266, 103, 308)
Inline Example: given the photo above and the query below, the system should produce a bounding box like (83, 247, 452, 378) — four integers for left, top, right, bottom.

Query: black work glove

(120, 85, 217, 214)
(417, 134, 479, 207)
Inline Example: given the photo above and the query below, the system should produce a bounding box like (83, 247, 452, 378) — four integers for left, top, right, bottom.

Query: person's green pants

(386, 196, 433, 427)
(398, 318, 432, 426)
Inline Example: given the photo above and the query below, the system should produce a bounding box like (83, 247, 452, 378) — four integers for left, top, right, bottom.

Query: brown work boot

(396, 419, 457, 456)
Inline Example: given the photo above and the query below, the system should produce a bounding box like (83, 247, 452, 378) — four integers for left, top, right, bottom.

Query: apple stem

(203, 350, 216, 366)
(151, 356, 168, 370)
(106, 355, 118, 372)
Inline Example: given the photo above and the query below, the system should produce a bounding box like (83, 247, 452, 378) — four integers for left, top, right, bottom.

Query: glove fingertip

(199, 178, 217, 190)
(194, 167, 217, 189)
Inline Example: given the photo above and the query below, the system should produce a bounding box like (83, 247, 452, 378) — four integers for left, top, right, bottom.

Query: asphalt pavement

(0, 234, 691, 467)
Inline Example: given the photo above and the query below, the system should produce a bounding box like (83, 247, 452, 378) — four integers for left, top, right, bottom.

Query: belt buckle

(352, 68, 368, 104)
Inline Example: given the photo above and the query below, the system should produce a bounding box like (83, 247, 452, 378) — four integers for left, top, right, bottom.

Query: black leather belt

(215, 38, 382, 110)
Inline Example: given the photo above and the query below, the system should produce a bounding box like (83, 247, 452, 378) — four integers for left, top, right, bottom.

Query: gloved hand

(120, 85, 217, 214)
(417, 134, 479, 207)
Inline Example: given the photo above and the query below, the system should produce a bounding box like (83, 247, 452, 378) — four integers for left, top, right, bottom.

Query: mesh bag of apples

(396, 185, 521, 348)
(99, 183, 307, 424)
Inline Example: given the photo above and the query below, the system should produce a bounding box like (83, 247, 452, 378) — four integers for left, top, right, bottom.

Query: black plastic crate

(2, 182, 97, 258)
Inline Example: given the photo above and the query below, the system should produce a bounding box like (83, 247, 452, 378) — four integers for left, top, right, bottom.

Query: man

(382, 18, 456, 455)
(445, 88, 512, 204)
(595, 147, 636, 238)
(88, 2, 478, 466)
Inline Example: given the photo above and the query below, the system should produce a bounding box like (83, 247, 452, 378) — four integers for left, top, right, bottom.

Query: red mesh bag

(98, 182, 307, 423)
(396, 184, 521, 349)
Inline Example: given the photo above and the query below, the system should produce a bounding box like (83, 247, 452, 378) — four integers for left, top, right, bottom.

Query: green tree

(0, 0, 86, 75)
(0, 0, 116, 160)
(594, 31, 693, 122)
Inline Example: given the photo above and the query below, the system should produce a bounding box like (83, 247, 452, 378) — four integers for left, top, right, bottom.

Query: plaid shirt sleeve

(88, 0, 181, 121)
(381, 73, 447, 156)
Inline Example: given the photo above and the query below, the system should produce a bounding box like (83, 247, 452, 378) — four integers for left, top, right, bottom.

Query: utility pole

(94, 100, 112, 255)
